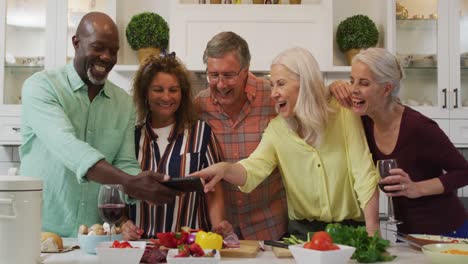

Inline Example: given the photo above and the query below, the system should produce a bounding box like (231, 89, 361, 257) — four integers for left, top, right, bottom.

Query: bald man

(20, 12, 176, 237)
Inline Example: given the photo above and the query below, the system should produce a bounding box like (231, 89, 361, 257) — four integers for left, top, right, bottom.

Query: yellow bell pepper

(195, 231, 223, 250)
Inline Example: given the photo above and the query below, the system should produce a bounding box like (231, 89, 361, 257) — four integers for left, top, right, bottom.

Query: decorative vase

(210, 0, 222, 4)
(345, 48, 361, 65)
(137, 47, 160, 64)
(289, 0, 301, 4)
(252, 0, 264, 4)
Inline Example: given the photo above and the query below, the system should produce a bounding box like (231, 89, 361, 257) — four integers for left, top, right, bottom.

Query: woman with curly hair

(122, 54, 232, 239)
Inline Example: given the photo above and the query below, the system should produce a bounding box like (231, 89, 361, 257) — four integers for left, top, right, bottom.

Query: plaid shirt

(195, 72, 288, 240)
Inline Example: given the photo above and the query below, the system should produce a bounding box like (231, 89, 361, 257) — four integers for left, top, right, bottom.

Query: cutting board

(272, 246, 293, 258)
(219, 240, 260, 258)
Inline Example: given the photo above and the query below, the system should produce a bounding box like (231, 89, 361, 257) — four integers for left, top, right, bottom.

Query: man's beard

(87, 68, 107, 85)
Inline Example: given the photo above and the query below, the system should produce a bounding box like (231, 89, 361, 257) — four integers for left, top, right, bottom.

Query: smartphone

(161, 176, 204, 192)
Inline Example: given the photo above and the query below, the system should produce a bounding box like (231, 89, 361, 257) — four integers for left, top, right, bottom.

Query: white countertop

(40, 238, 430, 264)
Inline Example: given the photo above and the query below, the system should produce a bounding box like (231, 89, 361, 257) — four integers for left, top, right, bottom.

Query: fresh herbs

(323, 224, 396, 263)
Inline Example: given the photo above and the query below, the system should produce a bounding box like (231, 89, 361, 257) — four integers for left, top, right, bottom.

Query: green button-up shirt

(20, 64, 140, 237)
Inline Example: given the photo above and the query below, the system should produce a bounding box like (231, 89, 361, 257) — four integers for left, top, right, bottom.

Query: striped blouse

(128, 119, 222, 238)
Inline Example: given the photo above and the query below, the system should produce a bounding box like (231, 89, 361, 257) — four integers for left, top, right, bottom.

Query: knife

(264, 240, 290, 249)
(393, 234, 423, 249)
(381, 227, 423, 249)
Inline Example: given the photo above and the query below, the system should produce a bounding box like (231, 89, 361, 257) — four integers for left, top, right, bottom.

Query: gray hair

(271, 47, 332, 146)
(203, 31, 251, 69)
(352, 48, 405, 97)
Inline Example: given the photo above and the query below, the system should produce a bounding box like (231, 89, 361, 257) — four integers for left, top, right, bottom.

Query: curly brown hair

(132, 55, 197, 133)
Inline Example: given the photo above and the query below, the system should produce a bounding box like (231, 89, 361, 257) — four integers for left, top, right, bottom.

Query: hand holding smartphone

(160, 176, 204, 192)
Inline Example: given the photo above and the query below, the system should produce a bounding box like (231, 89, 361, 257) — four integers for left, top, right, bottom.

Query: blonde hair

(271, 47, 332, 146)
(352, 48, 405, 98)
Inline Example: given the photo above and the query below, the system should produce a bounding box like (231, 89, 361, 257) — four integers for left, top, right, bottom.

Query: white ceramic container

(0, 176, 42, 264)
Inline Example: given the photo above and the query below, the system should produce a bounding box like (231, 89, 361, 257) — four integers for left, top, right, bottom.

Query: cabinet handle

(454, 88, 459, 109)
(442, 88, 447, 108)
(11, 127, 21, 132)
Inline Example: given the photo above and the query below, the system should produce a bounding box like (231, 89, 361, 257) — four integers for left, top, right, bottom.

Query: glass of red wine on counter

(377, 159, 402, 225)
(98, 184, 125, 241)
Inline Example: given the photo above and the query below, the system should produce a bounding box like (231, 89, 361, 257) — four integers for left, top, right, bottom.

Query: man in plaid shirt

(195, 31, 288, 240)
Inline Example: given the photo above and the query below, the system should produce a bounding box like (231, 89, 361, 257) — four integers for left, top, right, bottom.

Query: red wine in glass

(98, 204, 125, 224)
(98, 184, 125, 241)
(377, 159, 399, 193)
(377, 159, 402, 225)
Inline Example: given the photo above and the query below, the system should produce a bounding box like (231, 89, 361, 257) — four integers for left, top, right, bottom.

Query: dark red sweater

(362, 106, 468, 235)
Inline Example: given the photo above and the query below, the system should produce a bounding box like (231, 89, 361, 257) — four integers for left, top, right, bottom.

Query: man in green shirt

(20, 12, 176, 237)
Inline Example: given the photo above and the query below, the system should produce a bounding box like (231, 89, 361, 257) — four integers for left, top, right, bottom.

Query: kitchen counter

(41, 238, 430, 264)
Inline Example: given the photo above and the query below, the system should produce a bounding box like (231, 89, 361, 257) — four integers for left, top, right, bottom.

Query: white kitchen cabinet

(0, 0, 48, 144)
(170, 1, 333, 72)
(389, 0, 468, 147)
(171, 0, 390, 72)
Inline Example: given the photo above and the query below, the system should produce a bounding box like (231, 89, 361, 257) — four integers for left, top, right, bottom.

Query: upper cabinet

(171, 0, 390, 72)
(389, 0, 468, 146)
(1, 0, 47, 106)
(170, 0, 333, 72)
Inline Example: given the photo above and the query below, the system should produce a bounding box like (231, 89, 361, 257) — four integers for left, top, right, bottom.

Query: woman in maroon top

(330, 48, 468, 237)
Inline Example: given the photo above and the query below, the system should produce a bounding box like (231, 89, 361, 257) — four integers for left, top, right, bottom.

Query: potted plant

(289, 0, 301, 4)
(125, 12, 169, 64)
(336, 14, 379, 64)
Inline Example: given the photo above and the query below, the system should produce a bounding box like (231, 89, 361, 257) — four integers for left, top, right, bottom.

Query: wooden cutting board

(219, 240, 260, 258)
(272, 246, 293, 258)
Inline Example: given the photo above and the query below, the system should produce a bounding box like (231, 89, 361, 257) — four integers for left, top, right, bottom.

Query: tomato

(330, 244, 340, 250)
(111, 240, 121, 248)
(303, 241, 315, 249)
(120, 241, 133, 248)
(304, 231, 338, 251)
(110, 240, 133, 248)
(312, 231, 333, 245)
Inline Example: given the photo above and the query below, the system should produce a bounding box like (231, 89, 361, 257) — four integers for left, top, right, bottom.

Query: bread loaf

(41, 232, 63, 251)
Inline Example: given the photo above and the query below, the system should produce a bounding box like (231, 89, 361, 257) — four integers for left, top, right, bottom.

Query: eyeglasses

(206, 68, 243, 84)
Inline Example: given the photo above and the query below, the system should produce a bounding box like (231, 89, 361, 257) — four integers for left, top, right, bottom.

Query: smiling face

(350, 61, 390, 116)
(270, 64, 300, 118)
(206, 51, 248, 112)
(147, 72, 182, 128)
(73, 21, 119, 86)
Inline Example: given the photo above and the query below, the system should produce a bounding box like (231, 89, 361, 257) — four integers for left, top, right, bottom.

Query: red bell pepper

(156, 232, 189, 248)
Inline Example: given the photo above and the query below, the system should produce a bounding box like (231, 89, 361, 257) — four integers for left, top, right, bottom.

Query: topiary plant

(336, 15, 379, 52)
(125, 12, 169, 51)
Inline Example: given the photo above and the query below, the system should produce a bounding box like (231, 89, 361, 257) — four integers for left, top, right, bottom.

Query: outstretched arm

(191, 162, 247, 193)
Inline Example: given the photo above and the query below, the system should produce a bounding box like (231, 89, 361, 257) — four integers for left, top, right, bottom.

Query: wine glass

(98, 184, 125, 241)
(377, 159, 402, 226)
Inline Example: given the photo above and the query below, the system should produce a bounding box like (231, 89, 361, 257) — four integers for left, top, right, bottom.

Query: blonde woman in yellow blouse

(192, 47, 380, 239)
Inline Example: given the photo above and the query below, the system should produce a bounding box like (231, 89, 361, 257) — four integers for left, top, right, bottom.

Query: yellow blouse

(238, 99, 379, 222)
